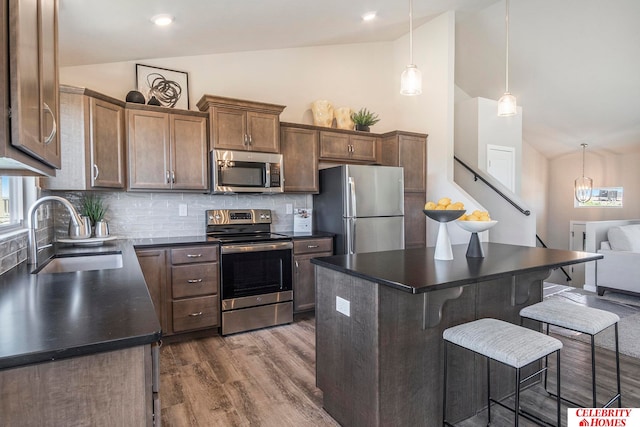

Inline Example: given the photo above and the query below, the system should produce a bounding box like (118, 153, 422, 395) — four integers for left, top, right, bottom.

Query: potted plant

(81, 193, 108, 237)
(350, 108, 380, 132)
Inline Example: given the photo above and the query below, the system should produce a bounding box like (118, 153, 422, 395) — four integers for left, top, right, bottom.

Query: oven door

(220, 241, 293, 300)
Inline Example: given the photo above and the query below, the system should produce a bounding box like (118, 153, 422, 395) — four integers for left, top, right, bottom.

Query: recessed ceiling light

(151, 14, 174, 26)
(362, 11, 377, 21)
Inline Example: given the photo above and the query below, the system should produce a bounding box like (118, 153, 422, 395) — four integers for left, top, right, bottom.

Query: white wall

(521, 140, 549, 241)
(547, 148, 640, 252)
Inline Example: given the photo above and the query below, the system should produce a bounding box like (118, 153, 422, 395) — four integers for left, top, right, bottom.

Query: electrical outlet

(336, 296, 350, 317)
(179, 204, 188, 217)
(286, 203, 293, 214)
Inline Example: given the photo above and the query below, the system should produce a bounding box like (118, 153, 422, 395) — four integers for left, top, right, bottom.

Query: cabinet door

(350, 134, 378, 163)
(294, 250, 333, 313)
(399, 135, 426, 192)
(136, 249, 168, 333)
(127, 109, 170, 189)
(212, 106, 247, 150)
(90, 98, 125, 188)
(404, 192, 426, 248)
(8, 0, 60, 168)
(319, 131, 350, 160)
(170, 114, 208, 190)
(281, 126, 318, 193)
(247, 111, 279, 153)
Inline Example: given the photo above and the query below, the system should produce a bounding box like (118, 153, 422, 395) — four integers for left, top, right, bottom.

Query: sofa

(596, 223, 640, 296)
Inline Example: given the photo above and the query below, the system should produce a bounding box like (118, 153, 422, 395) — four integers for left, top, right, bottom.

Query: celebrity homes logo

(568, 408, 639, 426)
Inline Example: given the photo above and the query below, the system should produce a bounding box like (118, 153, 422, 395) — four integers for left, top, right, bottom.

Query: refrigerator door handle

(351, 218, 357, 254)
(348, 176, 357, 218)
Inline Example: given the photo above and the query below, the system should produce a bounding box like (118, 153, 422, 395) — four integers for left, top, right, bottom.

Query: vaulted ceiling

(58, 0, 640, 159)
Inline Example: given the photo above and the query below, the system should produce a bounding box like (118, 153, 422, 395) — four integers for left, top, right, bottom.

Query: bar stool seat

(443, 318, 562, 427)
(520, 298, 622, 408)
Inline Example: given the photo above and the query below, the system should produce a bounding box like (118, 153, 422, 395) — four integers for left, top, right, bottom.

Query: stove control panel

(207, 209, 272, 225)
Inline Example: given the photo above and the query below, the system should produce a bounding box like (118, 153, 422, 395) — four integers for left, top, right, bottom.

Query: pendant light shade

(498, 0, 517, 116)
(400, 0, 422, 96)
(574, 144, 593, 203)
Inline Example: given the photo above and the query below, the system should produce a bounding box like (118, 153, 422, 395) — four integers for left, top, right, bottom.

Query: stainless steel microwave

(211, 150, 284, 194)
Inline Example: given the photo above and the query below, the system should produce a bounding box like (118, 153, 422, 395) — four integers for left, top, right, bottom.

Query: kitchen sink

(35, 253, 123, 274)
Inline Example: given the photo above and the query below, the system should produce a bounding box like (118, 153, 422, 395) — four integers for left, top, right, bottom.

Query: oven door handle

(221, 241, 293, 254)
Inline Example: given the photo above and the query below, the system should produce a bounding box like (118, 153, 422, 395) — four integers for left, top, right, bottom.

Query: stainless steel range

(206, 209, 293, 335)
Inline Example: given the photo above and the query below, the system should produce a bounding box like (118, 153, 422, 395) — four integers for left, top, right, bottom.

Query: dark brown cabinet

(136, 245, 220, 337)
(42, 86, 126, 190)
(319, 130, 378, 163)
(380, 131, 428, 248)
(197, 94, 285, 153)
(127, 105, 208, 191)
(281, 123, 319, 193)
(0, 0, 58, 175)
(293, 237, 333, 313)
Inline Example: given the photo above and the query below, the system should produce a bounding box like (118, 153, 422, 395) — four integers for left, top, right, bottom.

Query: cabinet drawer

(171, 246, 218, 264)
(294, 238, 333, 255)
(172, 295, 219, 332)
(171, 263, 218, 298)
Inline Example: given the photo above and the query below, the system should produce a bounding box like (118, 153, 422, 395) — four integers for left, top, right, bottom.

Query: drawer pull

(307, 245, 320, 248)
(187, 279, 203, 284)
(186, 254, 203, 258)
(188, 311, 204, 317)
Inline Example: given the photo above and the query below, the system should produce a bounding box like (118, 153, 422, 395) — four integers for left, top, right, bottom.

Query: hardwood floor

(160, 312, 640, 427)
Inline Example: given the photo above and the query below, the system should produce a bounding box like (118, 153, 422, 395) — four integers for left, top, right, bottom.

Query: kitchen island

(311, 243, 602, 427)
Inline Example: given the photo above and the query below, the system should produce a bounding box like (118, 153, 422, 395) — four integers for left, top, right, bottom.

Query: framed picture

(136, 64, 189, 109)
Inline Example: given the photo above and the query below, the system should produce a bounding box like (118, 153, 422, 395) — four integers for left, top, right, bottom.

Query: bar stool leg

(487, 357, 491, 425)
(514, 368, 521, 427)
(591, 334, 597, 407)
(615, 324, 622, 408)
(543, 323, 550, 391)
(556, 350, 561, 427)
(442, 341, 448, 426)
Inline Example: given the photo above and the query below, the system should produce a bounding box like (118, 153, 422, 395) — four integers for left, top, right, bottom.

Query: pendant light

(400, 0, 422, 96)
(575, 143, 593, 203)
(497, 0, 517, 116)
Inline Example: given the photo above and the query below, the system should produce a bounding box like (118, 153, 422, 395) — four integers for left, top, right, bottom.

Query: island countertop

(311, 242, 602, 294)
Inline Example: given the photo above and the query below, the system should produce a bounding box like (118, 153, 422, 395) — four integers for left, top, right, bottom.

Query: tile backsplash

(46, 191, 313, 239)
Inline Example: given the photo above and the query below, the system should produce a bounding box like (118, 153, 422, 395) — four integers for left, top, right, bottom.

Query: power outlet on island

(336, 296, 351, 317)
(179, 204, 188, 217)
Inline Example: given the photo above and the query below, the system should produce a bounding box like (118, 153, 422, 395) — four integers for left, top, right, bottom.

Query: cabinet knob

(307, 245, 319, 249)
(166, 170, 170, 184)
(171, 170, 176, 184)
(188, 311, 204, 317)
(187, 278, 203, 284)
(186, 254, 203, 258)
(93, 164, 99, 181)
(43, 102, 57, 145)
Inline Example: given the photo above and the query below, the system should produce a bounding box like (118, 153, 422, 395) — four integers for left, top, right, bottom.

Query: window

(0, 176, 24, 230)
(575, 186, 623, 208)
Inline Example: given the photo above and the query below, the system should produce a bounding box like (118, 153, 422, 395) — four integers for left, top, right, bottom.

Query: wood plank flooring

(160, 313, 640, 427)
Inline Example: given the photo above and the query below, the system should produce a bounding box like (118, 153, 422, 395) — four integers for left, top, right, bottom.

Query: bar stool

(520, 298, 621, 408)
(443, 318, 562, 427)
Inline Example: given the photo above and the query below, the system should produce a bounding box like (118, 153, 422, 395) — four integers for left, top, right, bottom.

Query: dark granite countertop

(0, 239, 161, 370)
(311, 243, 602, 294)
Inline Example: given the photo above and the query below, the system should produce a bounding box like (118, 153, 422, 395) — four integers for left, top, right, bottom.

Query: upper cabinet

(0, 0, 59, 175)
(319, 130, 378, 164)
(127, 104, 208, 191)
(281, 123, 319, 193)
(197, 95, 285, 153)
(42, 85, 126, 190)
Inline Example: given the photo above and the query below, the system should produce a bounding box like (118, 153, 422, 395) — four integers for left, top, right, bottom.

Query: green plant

(350, 108, 380, 127)
(81, 193, 107, 225)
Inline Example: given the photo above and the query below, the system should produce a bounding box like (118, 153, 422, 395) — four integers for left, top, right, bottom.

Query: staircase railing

(454, 156, 571, 282)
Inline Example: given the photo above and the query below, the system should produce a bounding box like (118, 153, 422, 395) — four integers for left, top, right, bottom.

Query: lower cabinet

(293, 237, 333, 313)
(0, 345, 157, 426)
(136, 244, 220, 336)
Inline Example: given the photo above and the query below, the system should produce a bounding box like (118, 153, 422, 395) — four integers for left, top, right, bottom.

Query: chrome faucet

(27, 196, 89, 265)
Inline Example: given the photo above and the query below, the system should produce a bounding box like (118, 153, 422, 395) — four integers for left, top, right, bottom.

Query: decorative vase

(68, 216, 92, 239)
(334, 107, 354, 130)
(94, 220, 109, 238)
(423, 210, 466, 260)
(125, 90, 145, 104)
(355, 124, 370, 132)
(311, 100, 334, 127)
(456, 220, 498, 258)
(147, 96, 161, 106)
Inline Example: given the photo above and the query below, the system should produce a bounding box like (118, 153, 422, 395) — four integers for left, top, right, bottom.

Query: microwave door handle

(265, 163, 271, 188)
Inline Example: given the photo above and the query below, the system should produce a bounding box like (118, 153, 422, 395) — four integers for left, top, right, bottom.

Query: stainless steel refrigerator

(314, 165, 404, 255)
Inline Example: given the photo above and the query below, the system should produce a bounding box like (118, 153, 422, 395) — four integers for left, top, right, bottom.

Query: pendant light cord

(504, 0, 510, 93)
(581, 143, 587, 178)
(409, 0, 414, 64)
